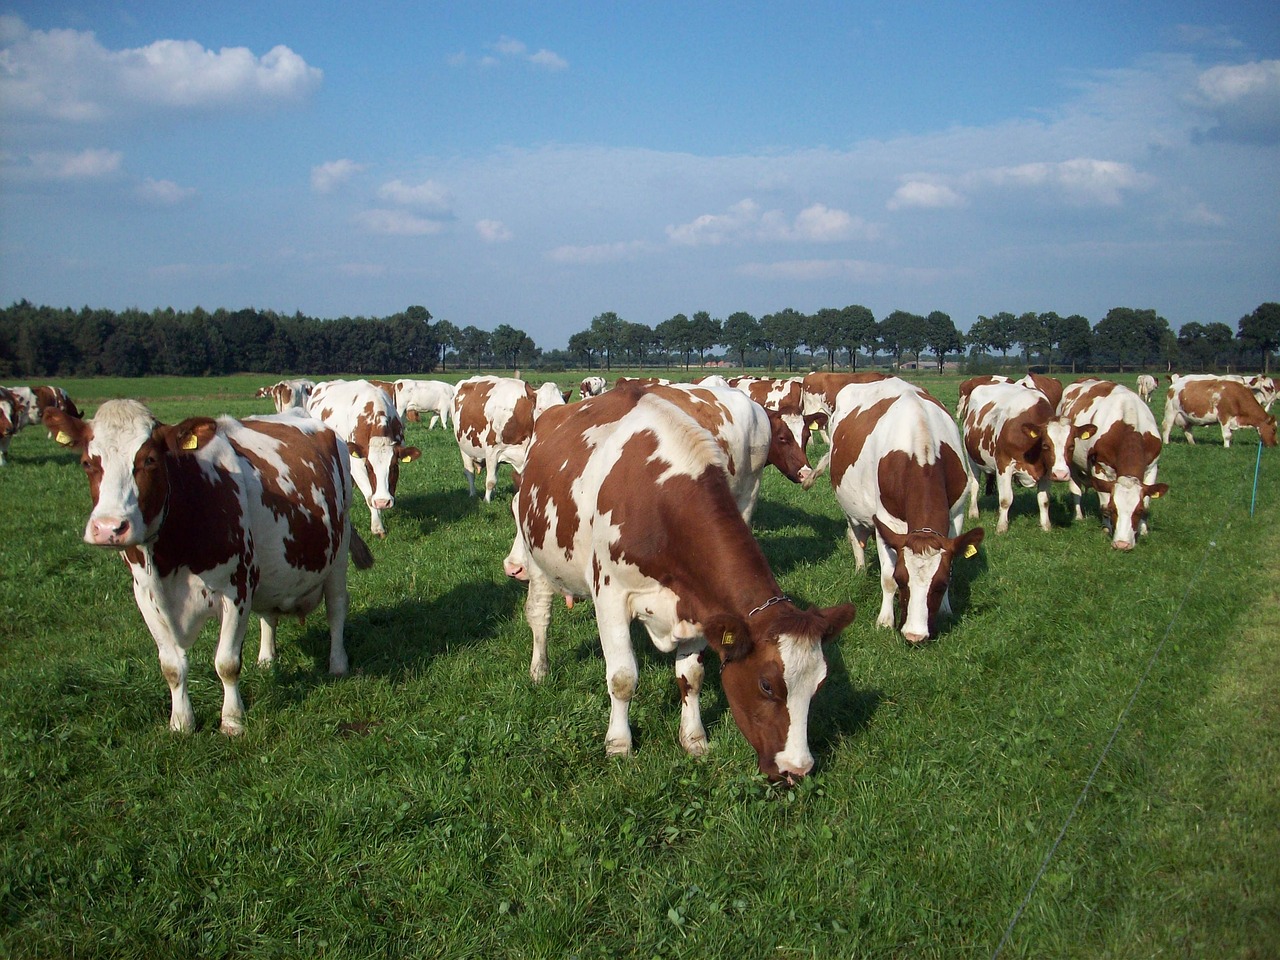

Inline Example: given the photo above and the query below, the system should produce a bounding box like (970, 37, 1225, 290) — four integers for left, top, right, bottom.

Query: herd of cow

(1, 367, 1275, 782)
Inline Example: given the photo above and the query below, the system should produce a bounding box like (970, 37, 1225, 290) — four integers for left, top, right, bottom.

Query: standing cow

(0, 387, 17, 466)
(308, 380, 421, 537)
(504, 387, 856, 782)
(452, 376, 565, 501)
(1059, 379, 1168, 549)
(255, 379, 315, 413)
(579, 376, 608, 398)
(824, 377, 984, 642)
(393, 378, 456, 430)
(44, 400, 372, 734)
(1136, 374, 1157, 403)
(1161, 375, 1278, 448)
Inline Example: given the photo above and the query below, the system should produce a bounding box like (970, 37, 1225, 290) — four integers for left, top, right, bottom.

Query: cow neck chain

(748, 595, 791, 618)
(910, 527, 944, 536)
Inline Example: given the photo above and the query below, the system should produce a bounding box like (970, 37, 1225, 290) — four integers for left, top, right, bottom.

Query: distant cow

(452, 376, 566, 501)
(504, 387, 856, 781)
(730, 376, 826, 451)
(962, 381, 1078, 533)
(579, 376, 607, 398)
(651, 381, 812, 521)
(1059, 379, 1168, 549)
(45, 400, 372, 733)
(308, 379, 421, 537)
(1135, 374, 1157, 403)
(255, 379, 315, 413)
(824, 377, 984, 642)
(1161, 375, 1278, 448)
(1, 384, 83, 462)
(0, 387, 16, 466)
(393, 379, 456, 430)
(800, 372, 889, 442)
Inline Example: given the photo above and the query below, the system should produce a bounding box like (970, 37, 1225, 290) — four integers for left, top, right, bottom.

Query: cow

(503, 387, 856, 781)
(1059, 379, 1168, 549)
(962, 381, 1078, 533)
(800, 372, 889, 443)
(579, 376, 608, 398)
(1161, 375, 1278, 448)
(614, 376, 672, 389)
(43, 400, 373, 734)
(822, 377, 984, 642)
(729, 376, 826, 451)
(392, 378, 456, 430)
(5, 384, 83, 428)
(1136, 374, 1157, 403)
(0, 387, 16, 466)
(650, 381, 812, 521)
(255, 379, 315, 413)
(307, 379, 421, 537)
(1021, 373, 1064, 411)
(452, 376, 566, 501)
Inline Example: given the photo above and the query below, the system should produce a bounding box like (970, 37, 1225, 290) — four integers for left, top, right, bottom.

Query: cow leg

(1221, 423, 1232, 448)
(525, 567, 555, 682)
(596, 596, 638, 756)
(996, 469, 1014, 534)
(873, 538, 897, 630)
(323, 563, 351, 676)
(154, 637, 196, 733)
(210, 601, 251, 736)
(1068, 471, 1085, 520)
(460, 451, 478, 497)
(1036, 476, 1053, 531)
(369, 505, 386, 538)
(483, 456, 499, 502)
(258, 614, 279, 667)
(847, 521, 870, 570)
(966, 469, 981, 520)
(674, 644, 708, 757)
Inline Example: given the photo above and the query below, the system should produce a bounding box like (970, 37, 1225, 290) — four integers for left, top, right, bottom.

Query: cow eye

(759, 678, 775, 698)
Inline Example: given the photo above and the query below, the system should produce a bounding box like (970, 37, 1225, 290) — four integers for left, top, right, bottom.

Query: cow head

(704, 601, 857, 782)
(44, 400, 218, 547)
(1091, 475, 1168, 550)
(763, 408, 812, 484)
(873, 517, 985, 643)
(1261, 415, 1278, 447)
(347, 436, 421, 511)
(1042, 419, 1096, 483)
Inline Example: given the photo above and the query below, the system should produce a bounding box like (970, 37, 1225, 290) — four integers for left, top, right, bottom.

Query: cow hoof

(681, 734, 710, 757)
(220, 719, 246, 737)
(529, 660, 549, 683)
(329, 657, 349, 676)
(605, 738, 632, 757)
(256, 656, 274, 669)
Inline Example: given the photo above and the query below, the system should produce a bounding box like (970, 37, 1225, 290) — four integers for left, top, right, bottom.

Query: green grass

(1, 372, 1277, 959)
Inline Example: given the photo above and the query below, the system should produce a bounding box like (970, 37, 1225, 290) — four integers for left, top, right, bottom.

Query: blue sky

(2, 2, 1278, 350)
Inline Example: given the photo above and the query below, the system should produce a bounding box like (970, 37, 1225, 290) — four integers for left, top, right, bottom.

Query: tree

(1093, 307, 1173, 370)
(1238, 302, 1280, 373)
(968, 312, 1015, 360)
(491, 324, 534, 370)
(620, 321, 657, 367)
(805, 307, 846, 371)
(924, 311, 963, 372)
(433, 319, 459, 371)
(1055, 314, 1093, 373)
(720, 311, 759, 369)
(1011, 311, 1052, 366)
(880, 310, 925, 367)
(762, 308, 804, 371)
(458, 325, 492, 370)
(689, 311, 721, 366)
(840, 304, 877, 370)
(568, 330, 599, 370)
(656, 314, 693, 369)
(590, 311, 625, 371)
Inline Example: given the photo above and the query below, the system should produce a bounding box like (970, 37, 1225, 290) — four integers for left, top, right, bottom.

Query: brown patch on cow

(500, 387, 537, 445)
(829, 397, 896, 488)
(877, 446, 968, 531)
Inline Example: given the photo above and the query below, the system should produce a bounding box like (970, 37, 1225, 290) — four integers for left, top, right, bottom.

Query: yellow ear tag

(400, 455, 413, 463)
(722, 630, 735, 646)
(181, 433, 199, 450)
(963, 544, 979, 559)
(1151, 490, 1163, 499)
(55, 431, 72, 446)
(351, 451, 363, 459)
(1027, 428, 1040, 439)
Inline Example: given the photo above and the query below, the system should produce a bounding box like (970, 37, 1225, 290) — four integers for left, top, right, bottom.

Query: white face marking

(776, 633, 828, 776)
(362, 436, 397, 507)
(85, 402, 156, 543)
(1043, 419, 1074, 482)
(901, 547, 944, 639)
(1109, 475, 1145, 547)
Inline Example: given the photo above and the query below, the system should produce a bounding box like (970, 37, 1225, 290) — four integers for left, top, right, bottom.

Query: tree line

(2, 299, 1276, 379)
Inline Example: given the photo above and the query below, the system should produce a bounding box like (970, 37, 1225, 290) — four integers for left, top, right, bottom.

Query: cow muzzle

(370, 496, 394, 510)
(86, 516, 134, 547)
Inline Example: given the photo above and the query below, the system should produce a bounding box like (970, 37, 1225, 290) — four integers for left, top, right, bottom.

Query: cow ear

(873, 515, 906, 549)
(805, 413, 829, 431)
(1077, 423, 1097, 441)
(44, 408, 90, 448)
(1023, 424, 1041, 442)
(704, 614, 754, 663)
(165, 417, 218, 454)
(953, 527, 985, 560)
(347, 441, 363, 460)
(1146, 482, 1169, 500)
(397, 445, 421, 464)
(815, 603, 857, 643)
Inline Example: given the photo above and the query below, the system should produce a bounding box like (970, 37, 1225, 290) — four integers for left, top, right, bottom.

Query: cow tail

(349, 530, 375, 570)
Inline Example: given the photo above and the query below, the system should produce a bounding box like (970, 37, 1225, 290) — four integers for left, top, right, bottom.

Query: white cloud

(888, 179, 967, 210)
(137, 177, 196, 205)
(666, 198, 870, 245)
(311, 159, 365, 194)
(354, 209, 445, 236)
(377, 178, 453, 214)
(547, 240, 654, 264)
(476, 219, 513, 242)
(455, 35, 569, 71)
(0, 16, 321, 123)
(975, 158, 1151, 206)
(528, 49, 569, 71)
(1190, 59, 1280, 143)
(26, 147, 123, 180)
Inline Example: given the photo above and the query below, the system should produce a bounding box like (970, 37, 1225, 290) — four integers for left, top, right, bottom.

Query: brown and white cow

(800, 372, 889, 443)
(728, 376, 826, 451)
(504, 387, 856, 781)
(392, 378, 456, 430)
(1059, 379, 1168, 549)
(962, 381, 1079, 533)
(823, 377, 983, 642)
(0, 387, 17, 466)
(1, 384, 83, 462)
(307, 379, 421, 536)
(1135, 374, 1157, 403)
(452, 376, 565, 501)
(1161, 375, 1278, 448)
(651, 381, 812, 521)
(44, 400, 372, 734)
(255, 379, 315, 413)
(579, 376, 608, 398)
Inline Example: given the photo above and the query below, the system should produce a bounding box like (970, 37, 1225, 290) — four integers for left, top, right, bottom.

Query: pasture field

(1, 371, 1277, 959)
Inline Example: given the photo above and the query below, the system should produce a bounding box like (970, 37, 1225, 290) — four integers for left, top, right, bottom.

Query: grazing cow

(823, 377, 984, 642)
(44, 400, 372, 734)
(1136, 374, 1157, 403)
(729, 376, 825, 451)
(1161, 375, 1278, 448)
(579, 376, 608, 398)
(452, 376, 566, 501)
(1059, 379, 1168, 549)
(962, 381, 1074, 533)
(651, 382, 812, 521)
(800, 372, 889, 442)
(504, 387, 856, 781)
(5, 384, 83, 427)
(0, 387, 16, 466)
(255, 379, 315, 413)
(1021, 373, 1064, 411)
(614, 376, 671, 389)
(393, 378, 456, 430)
(307, 379, 421, 537)
(1243, 375, 1277, 412)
